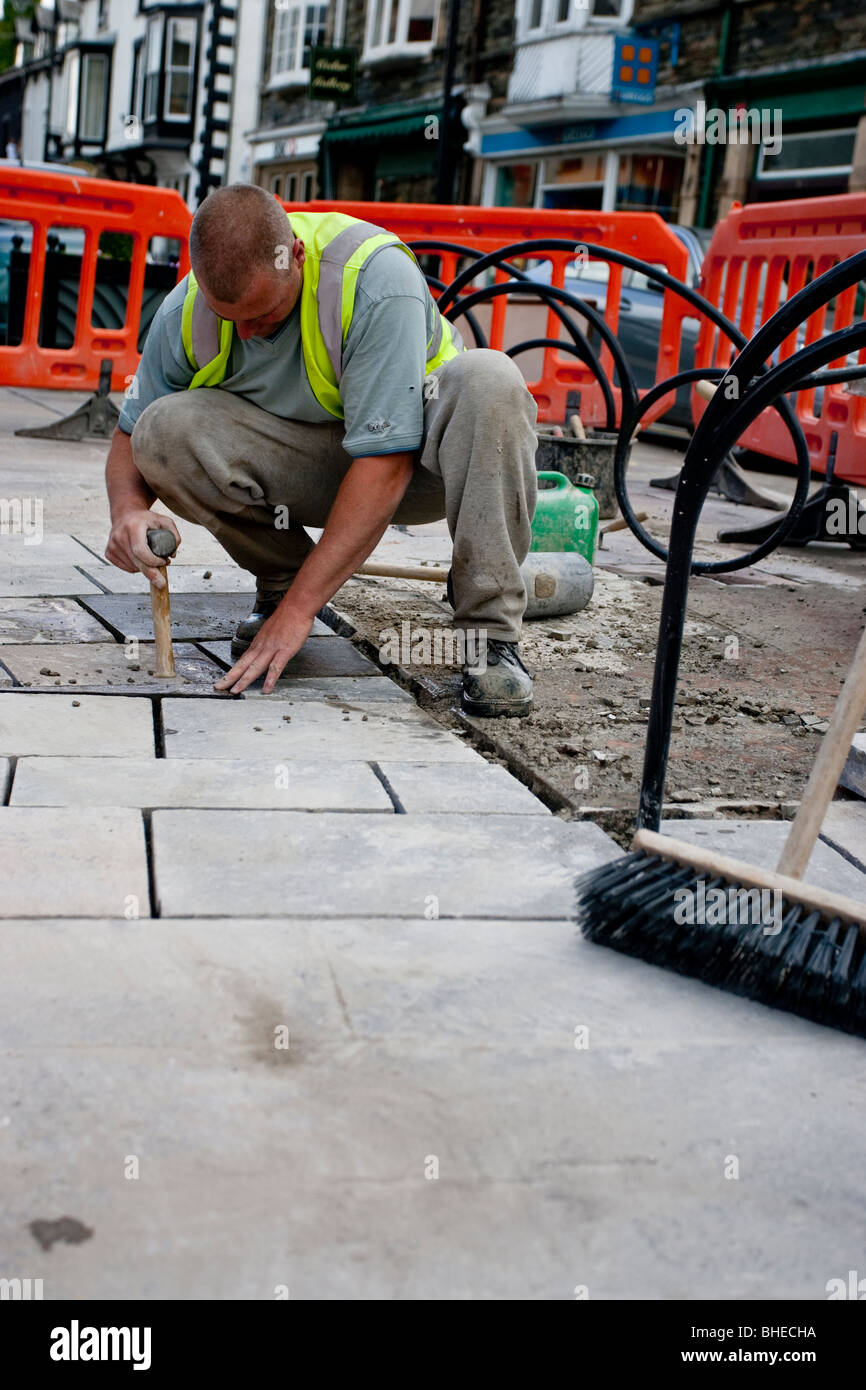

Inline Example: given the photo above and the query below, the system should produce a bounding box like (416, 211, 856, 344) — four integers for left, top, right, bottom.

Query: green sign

(310, 46, 356, 104)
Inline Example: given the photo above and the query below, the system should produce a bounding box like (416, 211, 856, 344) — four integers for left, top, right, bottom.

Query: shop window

(270, 174, 283, 197)
(272, 3, 328, 81)
(286, 173, 298, 201)
(615, 153, 682, 220)
(540, 153, 606, 210)
(165, 18, 197, 121)
(495, 163, 538, 208)
(301, 171, 315, 201)
(366, 0, 440, 56)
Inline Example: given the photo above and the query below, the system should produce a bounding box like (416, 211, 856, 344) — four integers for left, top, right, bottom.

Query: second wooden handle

(777, 622, 866, 879)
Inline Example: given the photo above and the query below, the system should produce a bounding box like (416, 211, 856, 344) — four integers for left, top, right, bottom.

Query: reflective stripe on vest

(181, 209, 462, 417)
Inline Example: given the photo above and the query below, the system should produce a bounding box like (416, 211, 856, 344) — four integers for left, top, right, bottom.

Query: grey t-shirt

(119, 242, 454, 457)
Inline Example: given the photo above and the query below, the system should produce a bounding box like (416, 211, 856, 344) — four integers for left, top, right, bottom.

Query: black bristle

(575, 852, 866, 1038)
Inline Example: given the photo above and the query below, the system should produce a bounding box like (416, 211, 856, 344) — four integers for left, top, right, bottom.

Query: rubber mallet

(146, 526, 178, 678)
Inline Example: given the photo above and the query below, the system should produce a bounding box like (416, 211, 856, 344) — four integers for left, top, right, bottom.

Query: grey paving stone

(151, 810, 619, 917)
(3, 912, 860, 1298)
(75, 593, 262, 642)
(378, 760, 549, 814)
(160, 695, 486, 763)
(201, 636, 380, 680)
(0, 534, 93, 567)
(77, 565, 259, 595)
(0, 693, 155, 757)
(661, 817, 866, 900)
(0, 597, 112, 643)
(0, 567, 104, 597)
(820, 802, 866, 874)
(0, 808, 148, 917)
(242, 675, 413, 704)
(841, 732, 866, 799)
(10, 756, 393, 812)
(0, 641, 226, 692)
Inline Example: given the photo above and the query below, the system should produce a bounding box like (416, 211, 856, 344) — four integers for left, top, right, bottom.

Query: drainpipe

(696, 0, 733, 227)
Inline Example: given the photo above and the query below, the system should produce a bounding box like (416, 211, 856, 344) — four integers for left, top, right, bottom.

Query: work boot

(461, 639, 533, 718)
(231, 587, 288, 660)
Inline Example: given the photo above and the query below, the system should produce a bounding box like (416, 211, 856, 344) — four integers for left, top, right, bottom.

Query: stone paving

(1, 386, 866, 1299)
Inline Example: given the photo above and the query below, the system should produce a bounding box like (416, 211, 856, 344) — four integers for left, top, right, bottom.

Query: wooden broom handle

(776, 622, 866, 879)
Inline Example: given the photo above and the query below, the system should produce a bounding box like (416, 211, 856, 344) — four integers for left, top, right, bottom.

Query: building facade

(1, 0, 245, 205)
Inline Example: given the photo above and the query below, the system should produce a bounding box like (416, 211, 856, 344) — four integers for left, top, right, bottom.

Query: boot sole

(460, 691, 533, 718)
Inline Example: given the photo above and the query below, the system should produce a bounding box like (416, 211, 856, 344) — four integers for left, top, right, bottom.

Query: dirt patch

(331, 553, 866, 845)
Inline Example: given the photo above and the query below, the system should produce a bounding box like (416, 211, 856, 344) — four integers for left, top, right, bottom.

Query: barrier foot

(15, 359, 120, 442)
(651, 453, 787, 510)
(718, 482, 866, 550)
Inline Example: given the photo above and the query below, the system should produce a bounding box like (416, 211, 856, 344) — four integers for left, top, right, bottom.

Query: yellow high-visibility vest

(180, 208, 462, 417)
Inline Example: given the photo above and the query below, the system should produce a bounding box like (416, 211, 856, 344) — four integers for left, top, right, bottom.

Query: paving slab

(160, 695, 487, 763)
(76, 564, 260, 595)
(151, 809, 619, 917)
(1, 915, 862, 1298)
(241, 675, 413, 704)
(0, 596, 112, 643)
(661, 817, 866, 900)
(841, 732, 866, 799)
(0, 534, 93, 567)
(75, 592, 332, 641)
(0, 566, 104, 597)
(0, 808, 149, 917)
(10, 756, 393, 812)
(378, 759, 550, 814)
(0, 640, 226, 692)
(0, 693, 155, 757)
(201, 636, 380, 680)
(820, 801, 866, 875)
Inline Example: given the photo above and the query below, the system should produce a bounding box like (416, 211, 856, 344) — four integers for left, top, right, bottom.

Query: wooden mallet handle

(146, 527, 178, 678)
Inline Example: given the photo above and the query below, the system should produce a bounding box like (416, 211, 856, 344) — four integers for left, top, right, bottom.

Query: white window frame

(65, 51, 80, 139)
(364, 0, 440, 61)
(163, 16, 197, 123)
(270, 3, 328, 86)
(80, 52, 109, 143)
(587, 0, 632, 24)
(143, 15, 163, 123)
(756, 127, 856, 180)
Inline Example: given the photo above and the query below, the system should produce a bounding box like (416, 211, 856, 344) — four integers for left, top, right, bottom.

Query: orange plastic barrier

(0, 165, 190, 393)
(689, 194, 866, 486)
(287, 200, 691, 426)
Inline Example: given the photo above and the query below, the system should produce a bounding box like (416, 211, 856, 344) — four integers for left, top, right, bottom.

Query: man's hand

(105, 509, 182, 589)
(214, 599, 314, 695)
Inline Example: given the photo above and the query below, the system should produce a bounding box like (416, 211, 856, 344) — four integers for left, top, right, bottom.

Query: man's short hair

(189, 183, 293, 303)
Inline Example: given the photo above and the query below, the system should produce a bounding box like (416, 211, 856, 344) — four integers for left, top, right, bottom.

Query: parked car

(514, 225, 713, 432)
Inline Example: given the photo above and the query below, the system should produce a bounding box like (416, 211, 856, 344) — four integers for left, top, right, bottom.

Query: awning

(321, 100, 444, 147)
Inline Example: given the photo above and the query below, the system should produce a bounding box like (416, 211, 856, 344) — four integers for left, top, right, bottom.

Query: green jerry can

(530, 470, 599, 564)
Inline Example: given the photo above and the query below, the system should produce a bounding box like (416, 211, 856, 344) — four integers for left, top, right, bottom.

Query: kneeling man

(105, 184, 538, 715)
